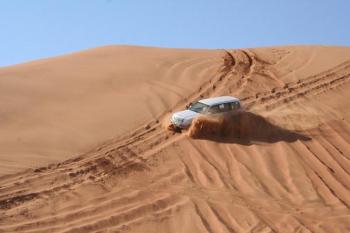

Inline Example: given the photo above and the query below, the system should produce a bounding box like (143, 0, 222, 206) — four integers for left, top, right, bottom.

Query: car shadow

(187, 111, 311, 145)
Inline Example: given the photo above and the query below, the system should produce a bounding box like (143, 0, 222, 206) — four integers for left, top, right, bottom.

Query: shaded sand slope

(0, 46, 222, 175)
(0, 45, 350, 233)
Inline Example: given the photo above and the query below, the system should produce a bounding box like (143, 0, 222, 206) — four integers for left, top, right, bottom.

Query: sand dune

(0, 45, 349, 233)
(0, 46, 222, 175)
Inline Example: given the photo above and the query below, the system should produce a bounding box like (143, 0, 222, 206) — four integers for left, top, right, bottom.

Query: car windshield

(189, 102, 208, 113)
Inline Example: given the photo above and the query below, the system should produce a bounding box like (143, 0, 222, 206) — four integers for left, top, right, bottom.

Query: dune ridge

(0, 45, 350, 232)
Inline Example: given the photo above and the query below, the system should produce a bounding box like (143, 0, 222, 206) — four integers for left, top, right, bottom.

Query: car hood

(172, 110, 199, 120)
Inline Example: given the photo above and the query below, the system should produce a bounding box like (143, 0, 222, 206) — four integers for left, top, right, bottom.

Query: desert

(0, 45, 349, 233)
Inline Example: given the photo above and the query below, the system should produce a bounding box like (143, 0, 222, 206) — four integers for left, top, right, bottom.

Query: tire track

(243, 61, 350, 110)
(1, 49, 350, 232)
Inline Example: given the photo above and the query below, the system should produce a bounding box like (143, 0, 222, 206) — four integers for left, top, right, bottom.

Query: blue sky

(0, 0, 349, 66)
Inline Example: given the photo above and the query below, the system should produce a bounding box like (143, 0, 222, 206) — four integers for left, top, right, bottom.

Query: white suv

(170, 96, 241, 129)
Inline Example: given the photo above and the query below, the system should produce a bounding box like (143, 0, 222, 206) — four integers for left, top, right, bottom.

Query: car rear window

(230, 101, 240, 110)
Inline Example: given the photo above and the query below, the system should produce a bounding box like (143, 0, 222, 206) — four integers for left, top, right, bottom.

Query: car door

(208, 103, 230, 114)
(208, 104, 220, 114)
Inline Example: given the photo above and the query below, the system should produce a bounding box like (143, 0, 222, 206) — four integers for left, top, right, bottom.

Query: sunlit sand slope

(0, 46, 222, 175)
(0, 45, 349, 233)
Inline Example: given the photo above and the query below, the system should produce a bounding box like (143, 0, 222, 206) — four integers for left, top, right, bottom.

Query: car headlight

(172, 116, 183, 125)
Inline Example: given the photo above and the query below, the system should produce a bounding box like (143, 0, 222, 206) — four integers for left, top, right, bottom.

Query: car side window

(235, 101, 241, 109)
(209, 102, 240, 113)
(209, 105, 220, 113)
(223, 103, 231, 112)
(230, 101, 240, 110)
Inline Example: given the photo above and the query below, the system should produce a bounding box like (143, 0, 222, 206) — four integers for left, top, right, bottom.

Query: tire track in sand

(1, 49, 350, 232)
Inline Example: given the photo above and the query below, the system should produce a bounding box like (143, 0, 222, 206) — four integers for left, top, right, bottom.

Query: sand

(0, 45, 349, 233)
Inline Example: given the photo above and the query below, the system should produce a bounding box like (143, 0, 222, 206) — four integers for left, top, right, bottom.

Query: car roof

(198, 96, 240, 106)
